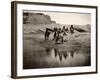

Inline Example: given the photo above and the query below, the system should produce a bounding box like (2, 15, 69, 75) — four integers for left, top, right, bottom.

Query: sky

(24, 10, 91, 25)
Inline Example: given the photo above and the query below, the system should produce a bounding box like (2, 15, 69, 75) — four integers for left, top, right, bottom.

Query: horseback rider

(55, 28, 64, 44)
(45, 28, 50, 40)
(70, 25, 74, 34)
(53, 27, 58, 40)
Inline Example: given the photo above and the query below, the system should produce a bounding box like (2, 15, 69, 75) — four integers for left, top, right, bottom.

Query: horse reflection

(70, 50, 74, 58)
(53, 48, 76, 62)
(54, 48, 69, 61)
(45, 48, 77, 62)
(45, 48, 51, 56)
(63, 52, 68, 59)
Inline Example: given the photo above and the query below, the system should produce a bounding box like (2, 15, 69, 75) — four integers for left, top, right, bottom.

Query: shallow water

(23, 45, 91, 69)
(23, 24, 91, 69)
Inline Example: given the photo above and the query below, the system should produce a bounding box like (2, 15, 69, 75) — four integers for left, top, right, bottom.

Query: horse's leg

(47, 33, 49, 40)
(44, 33, 46, 40)
(55, 37, 57, 44)
(53, 33, 55, 40)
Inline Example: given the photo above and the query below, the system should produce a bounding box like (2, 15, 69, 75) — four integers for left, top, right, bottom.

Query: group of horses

(44, 25, 74, 44)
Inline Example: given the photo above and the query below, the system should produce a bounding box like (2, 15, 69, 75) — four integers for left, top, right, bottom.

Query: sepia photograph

(23, 10, 91, 69)
(11, 1, 97, 78)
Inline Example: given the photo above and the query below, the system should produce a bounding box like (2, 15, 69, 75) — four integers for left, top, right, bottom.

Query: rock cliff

(23, 12, 56, 24)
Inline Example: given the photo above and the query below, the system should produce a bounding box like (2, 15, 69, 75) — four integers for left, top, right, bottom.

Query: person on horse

(45, 28, 50, 40)
(55, 28, 64, 44)
(70, 25, 74, 34)
(52, 27, 58, 40)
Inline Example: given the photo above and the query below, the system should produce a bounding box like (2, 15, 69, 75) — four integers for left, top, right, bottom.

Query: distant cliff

(23, 12, 56, 24)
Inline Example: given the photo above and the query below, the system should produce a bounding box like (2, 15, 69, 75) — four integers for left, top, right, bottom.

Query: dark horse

(45, 28, 53, 40)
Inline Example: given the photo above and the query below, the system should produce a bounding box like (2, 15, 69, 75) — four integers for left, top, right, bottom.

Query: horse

(44, 28, 54, 40)
(55, 28, 64, 44)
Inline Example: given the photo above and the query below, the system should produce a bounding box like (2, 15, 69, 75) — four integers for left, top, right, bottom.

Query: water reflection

(53, 48, 77, 62)
(23, 47, 91, 69)
(54, 48, 68, 61)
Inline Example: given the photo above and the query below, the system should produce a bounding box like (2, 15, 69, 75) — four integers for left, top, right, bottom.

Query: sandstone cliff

(23, 12, 56, 24)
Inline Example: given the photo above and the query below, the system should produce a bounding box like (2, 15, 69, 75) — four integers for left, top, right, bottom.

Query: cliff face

(23, 12, 56, 24)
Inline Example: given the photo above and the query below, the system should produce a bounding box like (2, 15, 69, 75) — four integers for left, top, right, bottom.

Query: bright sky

(24, 10, 91, 25)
